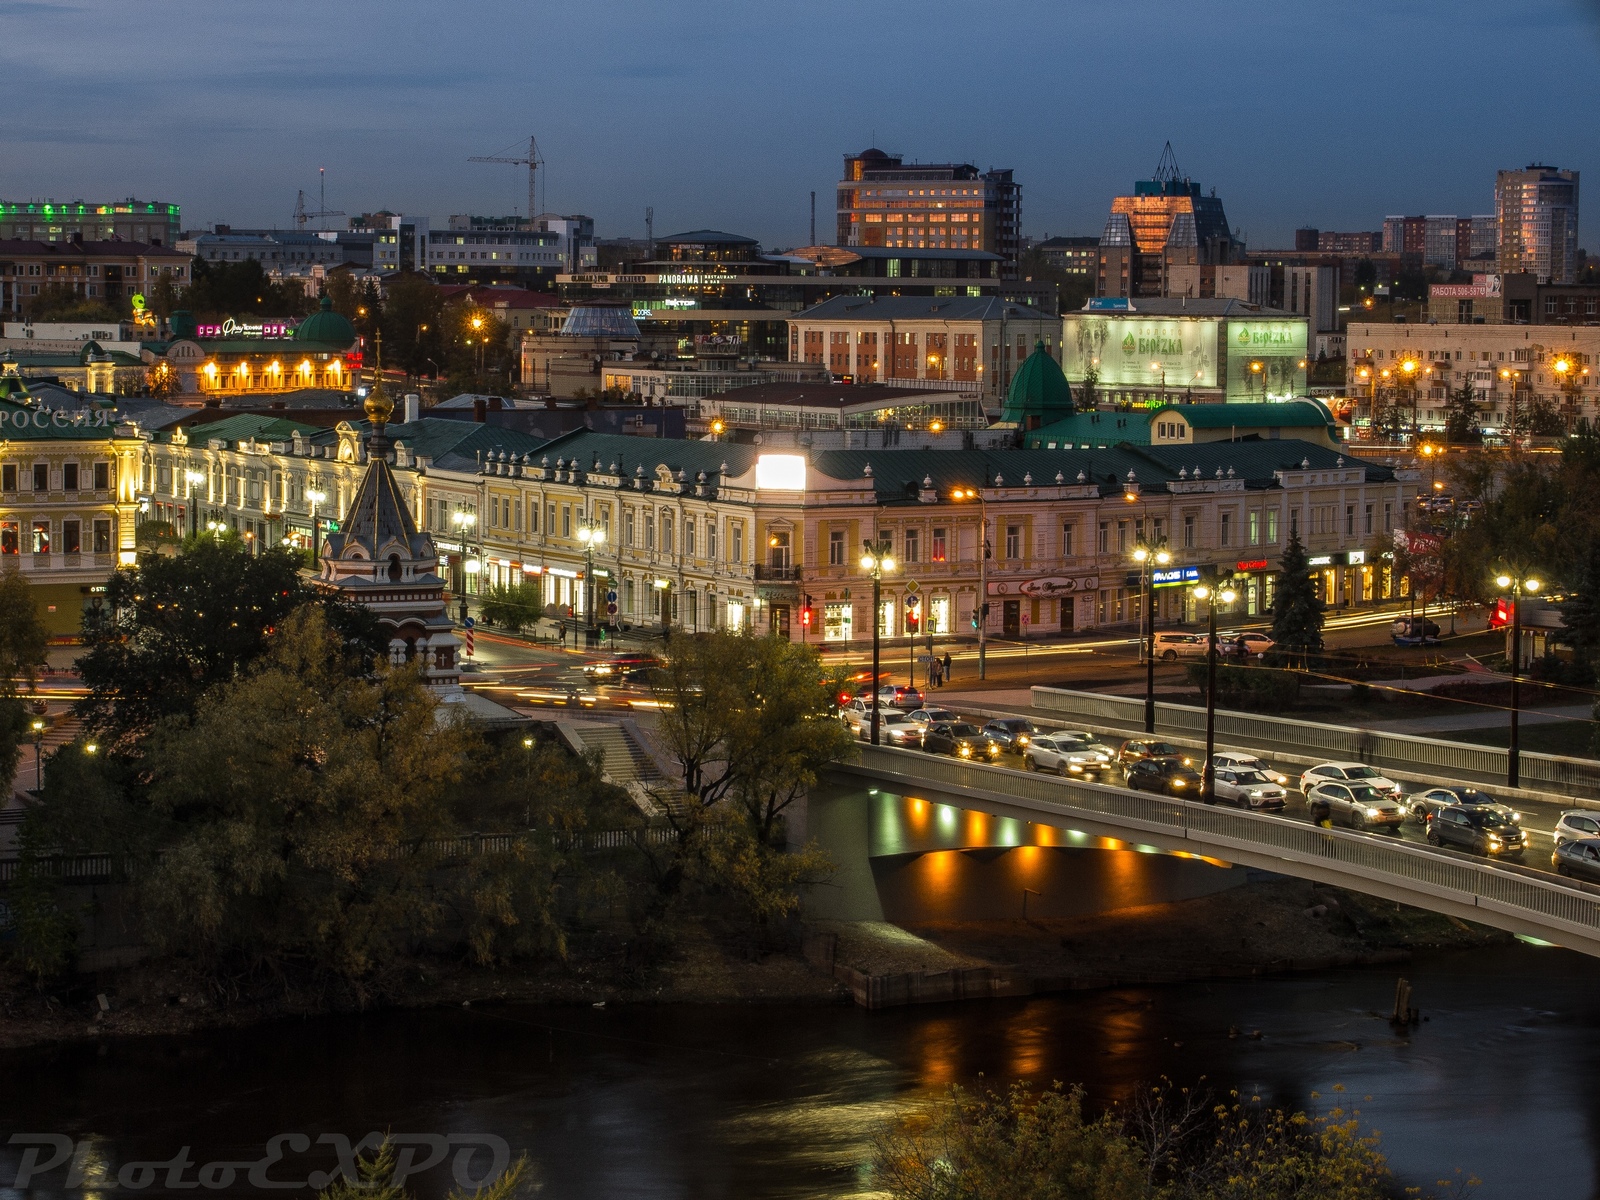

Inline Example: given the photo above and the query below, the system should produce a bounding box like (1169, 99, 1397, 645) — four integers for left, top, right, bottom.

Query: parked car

(876, 684, 925, 710)
(1211, 767, 1288, 811)
(1151, 631, 1209, 661)
(839, 699, 871, 735)
(1555, 811, 1600, 845)
(1125, 756, 1205, 797)
(1025, 732, 1115, 776)
(1426, 804, 1526, 858)
(1407, 786, 1521, 827)
(1552, 837, 1600, 882)
(983, 718, 1037, 754)
(1116, 739, 1195, 774)
(1299, 762, 1404, 799)
(1391, 617, 1441, 647)
(1211, 751, 1291, 786)
(1304, 780, 1406, 830)
(922, 722, 1003, 761)
(1221, 631, 1276, 656)
(906, 708, 959, 738)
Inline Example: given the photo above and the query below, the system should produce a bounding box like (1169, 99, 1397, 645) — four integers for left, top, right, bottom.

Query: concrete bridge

(808, 745, 1600, 958)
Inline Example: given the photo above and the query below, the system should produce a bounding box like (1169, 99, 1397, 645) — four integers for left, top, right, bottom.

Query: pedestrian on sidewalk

(942, 652, 952, 681)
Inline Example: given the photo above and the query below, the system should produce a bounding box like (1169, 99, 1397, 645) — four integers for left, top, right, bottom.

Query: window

(1220, 512, 1232, 547)
(1290, 507, 1300, 538)
(931, 528, 947, 562)
(645, 512, 655, 550)
(1183, 515, 1196, 549)
(661, 511, 673, 556)
(31, 520, 50, 554)
(730, 522, 744, 563)
(1061, 523, 1075, 557)
(1267, 510, 1279, 543)
(0, 465, 13, 492)
(903, 527, 920, 563)
(1384, 503, 1393, 533)
(93, 519, 111, 553)
(527, 499, 539, 533)
(707, 520, 718, 561)
(1005, 524, 1021, 560)
(0, 522, 16, 554)
(546, 502, 556, 534)
(64, 462, 79, 491)
(829, 529, 845, 566)
(561, 506, 571, 538)
(94, 461, 110, 490)
(624, 509, 635, 547)
(1345, 505, 1356, 536)
(62, 519, 80, 553)
(33, 463, 48, 491)
(1248, 511, 1260, 545)
(684, 518, 696, 558)
(1097, 521, 1109, 554)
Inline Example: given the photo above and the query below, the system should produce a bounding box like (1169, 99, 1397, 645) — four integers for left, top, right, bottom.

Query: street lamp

(30, 716, 45, 792)
(1132, 540, 1173, 733)
(183, 468, 205, 538)
(1398, 358, 1422, 440)
(1190, 580, 1238, 802)
(1494, 569, 1542, 788)
(305, 488, 326, 566)
(949, 486, 989, 679)
(860, 538, 896, 745)
(577, 523, 605, 638)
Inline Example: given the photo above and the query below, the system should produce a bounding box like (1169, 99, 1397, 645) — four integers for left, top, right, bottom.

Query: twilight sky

(4, 0, 1598, 251)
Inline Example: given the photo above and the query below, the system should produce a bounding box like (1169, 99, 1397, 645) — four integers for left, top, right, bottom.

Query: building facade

(0, 200, 181, 247)
(836, 148, 1021, 277)
(1095, 147, 1241, 299)
(0, 240, 191, 317)
(1496, 164, 1580, 284)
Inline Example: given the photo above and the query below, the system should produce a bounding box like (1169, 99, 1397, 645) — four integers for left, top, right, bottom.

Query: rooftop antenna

(469, 135, 544, 224)
(810, 191, 815, 245)
(645, 206, 654, 257)
(1153, 141, 1183, 185)
(293, 167, 345, 231)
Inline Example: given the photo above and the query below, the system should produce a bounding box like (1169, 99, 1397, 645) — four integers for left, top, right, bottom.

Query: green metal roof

(528, 431, 759, 479)
(1158, 399, 1334, 430)
(1024, 410, 1147, 449)
(1002, 340, 1074, 425)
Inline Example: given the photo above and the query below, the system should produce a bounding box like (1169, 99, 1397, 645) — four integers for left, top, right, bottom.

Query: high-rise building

(1497, 164, 1579, 284)
(1382, 215, 1426, 256)
(1094, 144, 1240, 299)
(836, 148, 1021, 277)
(0, 199, 181, 247)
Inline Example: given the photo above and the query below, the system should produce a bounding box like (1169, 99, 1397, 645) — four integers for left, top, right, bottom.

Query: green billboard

(1063, 315, 1218, 389)
(1224, 320, 1308, 401)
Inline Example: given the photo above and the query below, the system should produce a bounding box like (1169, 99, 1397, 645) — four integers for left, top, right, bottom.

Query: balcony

(754, 563, 799, 583)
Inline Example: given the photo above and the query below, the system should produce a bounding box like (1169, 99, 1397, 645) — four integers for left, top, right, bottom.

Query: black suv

(1124, 756, 1204, 798)
(982, 718, 1037, 755)
(922, 722, 1003, 762)
(1426, 804, 1526, 858)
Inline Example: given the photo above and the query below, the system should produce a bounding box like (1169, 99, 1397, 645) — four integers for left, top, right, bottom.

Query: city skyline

(4, 0, 1597, 251)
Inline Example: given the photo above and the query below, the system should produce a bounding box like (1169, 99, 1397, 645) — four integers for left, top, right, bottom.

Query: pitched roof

(324, 456, 433, 565)
(159, 413, 322, 446)
(810, 446, 1157, 501)
(654, 230, 760, 246)
(1159, 399, 1334, 429)
(1130, 440, 1394, 482)
(527, 431, 759, 480)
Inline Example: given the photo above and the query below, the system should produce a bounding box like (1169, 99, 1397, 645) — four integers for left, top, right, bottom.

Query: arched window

(387, 554, 402, 582)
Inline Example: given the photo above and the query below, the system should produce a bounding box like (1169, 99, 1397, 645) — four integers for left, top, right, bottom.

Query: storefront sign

(194, 319, 294, 339)
(1152, 566, 1201, 587)
(992, 575, 1098, 597)
(1308, 555, 1333, 566)
(1235, 559, 1269, 571)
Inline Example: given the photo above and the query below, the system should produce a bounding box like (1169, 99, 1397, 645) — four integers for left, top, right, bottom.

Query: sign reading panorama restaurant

(1063, 315, 1219, 389)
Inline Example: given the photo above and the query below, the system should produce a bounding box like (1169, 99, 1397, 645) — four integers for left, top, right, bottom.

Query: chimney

(473, 397, 487, 423)
(403, 393, 420, 424)
(488, 396, 503, 411)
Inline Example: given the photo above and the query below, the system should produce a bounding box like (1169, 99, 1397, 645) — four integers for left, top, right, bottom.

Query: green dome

(295, 296, 356, 348)
(1003, 340, 1074, 428)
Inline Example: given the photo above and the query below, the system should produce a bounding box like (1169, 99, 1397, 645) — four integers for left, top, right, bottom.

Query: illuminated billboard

(1063, 315, 1218, 389)
(1224, 319, 1308, 401)
(755, 454, 806, 491)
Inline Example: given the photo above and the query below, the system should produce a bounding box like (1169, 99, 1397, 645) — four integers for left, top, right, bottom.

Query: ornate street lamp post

(860, 538, 896, 745)
(1495, 568, 1542, 788)
(1190, 580, 1237, 803)
(1132, 539, 1172, 733)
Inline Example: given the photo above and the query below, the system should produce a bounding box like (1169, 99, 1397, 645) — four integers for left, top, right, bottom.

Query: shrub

(1187, 662, 1301, 711)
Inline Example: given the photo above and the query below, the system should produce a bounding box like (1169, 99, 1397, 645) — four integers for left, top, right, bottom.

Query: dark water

(2, 944, 1598, 1198)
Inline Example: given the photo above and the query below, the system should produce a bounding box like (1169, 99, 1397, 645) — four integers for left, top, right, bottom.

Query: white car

(1212, 752, 1291, 787)
(1025, 731, 1115, 776)
(906, 708, 959, 737)
(1299, 762, 1403, 799)
(1151, 631, 1210, 661)
(1211, 767, 1288, 811)
(1306, 780, 1406, 831)
(1555, 810, 1600, 845)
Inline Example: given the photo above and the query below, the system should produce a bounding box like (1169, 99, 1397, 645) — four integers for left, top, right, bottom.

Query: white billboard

(1063, 315, 1219, 389)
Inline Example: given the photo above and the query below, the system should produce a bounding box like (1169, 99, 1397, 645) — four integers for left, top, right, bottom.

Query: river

(2, 943, 1596, 1198)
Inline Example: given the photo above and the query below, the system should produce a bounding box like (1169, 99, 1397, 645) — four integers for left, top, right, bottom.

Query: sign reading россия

(0, 406, 115, 429)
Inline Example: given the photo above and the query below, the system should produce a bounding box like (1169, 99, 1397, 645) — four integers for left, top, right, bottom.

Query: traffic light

(904, 596, 920, 633)
(801, 607, 813, 628)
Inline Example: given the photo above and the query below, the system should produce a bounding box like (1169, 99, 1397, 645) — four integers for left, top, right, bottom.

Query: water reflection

(0, 947, 1596, 1198)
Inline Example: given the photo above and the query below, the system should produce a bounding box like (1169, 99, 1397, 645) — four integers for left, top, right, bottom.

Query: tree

(145, 358, 181, 399)
(74, 535, 384, 752)
(1079, 364, 1099, 410)
(1270, 532, 1326, 665)
(1556, 537, 1600, 666)
(149, 267, 182, 321)
(315, 1139, 529, 1200)
(478, 580, 544, 633)
(185, 256, 314, 320)
(0, 570, 48, 786)
(378, 274, 446, 380)
(22, 281, 119, 323)
(1517, 393, 1566, 438)
(1442, 380, 1483, 445)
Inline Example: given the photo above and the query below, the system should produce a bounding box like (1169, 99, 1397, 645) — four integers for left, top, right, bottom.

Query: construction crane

(293, 167, 345, 230)
(469, 136, 544, 222)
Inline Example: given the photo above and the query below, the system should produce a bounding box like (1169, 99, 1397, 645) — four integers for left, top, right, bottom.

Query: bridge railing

(1029, 686, 1600, 796)
(844, 745, 1600, 938)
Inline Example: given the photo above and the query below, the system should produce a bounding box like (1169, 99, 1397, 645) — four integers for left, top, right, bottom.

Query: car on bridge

(1212, 752, 1291, 787)
(1116, 739, 1195, 777)
(1426, 804, 1527, 858)
(1303, 780, 1406, 831)
(1299, 762, 1404, 799)
(1024, 731, 1115, 776)
(1552, 837, 1600, 881)
(1553, 811, 1600, 845)
(1406, 786, 1522, 827)
(1211, 766, 1288, 811)
(922, 722, 1004, 762)
(982, 718, 1037, 755)
(1124, 755, 1204, 797)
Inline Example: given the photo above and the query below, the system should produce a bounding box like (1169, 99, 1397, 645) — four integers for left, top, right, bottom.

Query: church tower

(315, 338, 462, 691)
